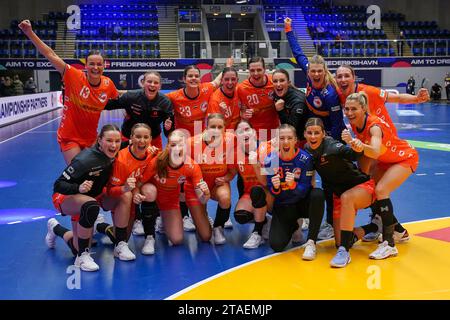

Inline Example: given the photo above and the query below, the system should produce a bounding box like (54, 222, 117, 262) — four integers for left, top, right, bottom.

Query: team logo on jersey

(178, 176, 186, 184)
(104, 79, 110, 85)
(219, 101, 228, 110)
(313, 96, 323, 108)
(268, 90, 274, 100)
(200, 101, 208, 112)
(152, 111, 159, 117)
(293, 168, 301, 180)
(322, 88, 329, 96)
(98, 92, 107, 103)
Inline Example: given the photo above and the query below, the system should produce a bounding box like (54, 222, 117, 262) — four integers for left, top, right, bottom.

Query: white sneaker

(318, 222, 334, 240)
(132, 219, 145, 236)
(155, 216, 165, 234)
(45, 218, 59, 249)
(262, 215, 272, 240)
(93, 213, 105, 235)
(141, 235, 155, 255)
(369, 241, 399, 260)
(213, 227, 226, 245)
(302, 239, 316, 261)
(243, 232, 264, 249)
(291, 226, 304, 244)
(394, 229, 410, 243)
(183, 216, 196, 232)
(301, 218, 309, 231)
(114, 241, 136, 261)
(74, 251, 99, 272)
(224, 217, 233, 229)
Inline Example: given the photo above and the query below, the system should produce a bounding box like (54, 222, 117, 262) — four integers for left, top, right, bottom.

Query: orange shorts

(332, 179, 376, 219)
(58, 137, 94, 153)
(156, 190, 181, 211)
(377, 154, 419, 173)
(52, 193, 104, 222)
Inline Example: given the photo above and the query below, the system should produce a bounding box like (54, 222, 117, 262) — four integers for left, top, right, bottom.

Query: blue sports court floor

(0, 101, 449, 299)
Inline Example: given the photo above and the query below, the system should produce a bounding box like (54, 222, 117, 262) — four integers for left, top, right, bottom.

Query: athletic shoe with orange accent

(377, 229, 410, 243)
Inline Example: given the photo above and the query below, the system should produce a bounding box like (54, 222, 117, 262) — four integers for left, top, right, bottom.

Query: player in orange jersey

(184, 113, 237, 245)
(336, 64, 430, 136)
(237, 57, 279, 141)
(207, 67, 241, 130)
(95, 124, 158, 257)
(342, 92, 419, 261)
(167, 59, 233, 138)
(233, 120, 274, 249)
(336, 65, 428, 242)
(19, 20, 119, 164)
(140, 130, 211, 245)
(167, 60, 233, 229)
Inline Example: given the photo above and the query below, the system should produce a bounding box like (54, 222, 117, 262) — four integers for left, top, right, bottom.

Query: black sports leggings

(269, 188, 325, 252)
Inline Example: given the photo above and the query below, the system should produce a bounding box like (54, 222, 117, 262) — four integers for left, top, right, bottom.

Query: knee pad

(250, 186, 267, 209)
(79, 200, 100, 228)
(234, 210, 254, 224)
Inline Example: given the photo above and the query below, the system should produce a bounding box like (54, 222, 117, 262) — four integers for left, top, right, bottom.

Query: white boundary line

(165, 216, 450, 300)
(0, 117, 61, 145)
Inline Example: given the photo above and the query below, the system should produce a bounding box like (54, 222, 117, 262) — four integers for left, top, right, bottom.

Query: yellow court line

(171, 217, 450, 300)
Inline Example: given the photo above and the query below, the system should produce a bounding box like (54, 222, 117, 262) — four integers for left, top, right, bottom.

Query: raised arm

(284, 17, 309, 73)
(386, 88, 430, 104)
(211, 57, 234, 88)
(18, 20, 66, 75)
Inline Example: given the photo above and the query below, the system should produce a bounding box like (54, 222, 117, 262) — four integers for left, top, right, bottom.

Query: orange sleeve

(207, 92, 221, 115)
(108, 79, 119, 99)
(365, 85, 387, 105)
(107, 161, 128, 197)
(62, 64, 81, 87)
(285, 24, 292, 33)
(187, 162, 204, 186)
(205, 81, 217, 91)
(166, 90, 178, 103)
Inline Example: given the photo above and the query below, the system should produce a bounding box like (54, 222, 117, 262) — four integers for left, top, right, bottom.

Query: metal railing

(1, 39, 449, 59)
